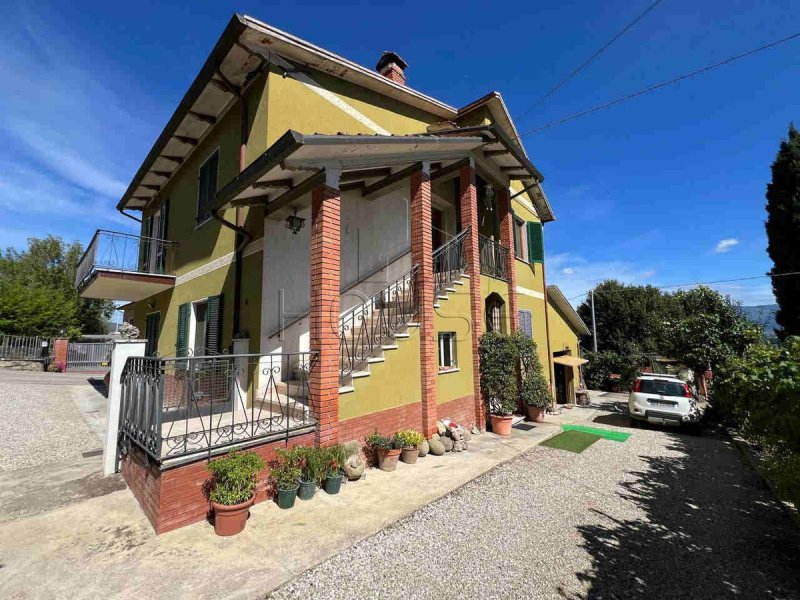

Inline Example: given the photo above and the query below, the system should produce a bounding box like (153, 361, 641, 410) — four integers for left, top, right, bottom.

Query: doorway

(554, 363, 568, 404)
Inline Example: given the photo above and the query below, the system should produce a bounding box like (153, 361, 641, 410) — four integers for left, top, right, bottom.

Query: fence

(479, 234, 510, 281)
(119, 352, 317, 462)
(0, 334, 51, 361)
(66, 341, 114, 372)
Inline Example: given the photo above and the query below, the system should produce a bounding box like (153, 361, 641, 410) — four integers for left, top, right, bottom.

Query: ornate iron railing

(433, 227, 468, 296)
(75, 229, 177, 289)
(119, 352, 317, 462)
(339, 266, 418, 377)
(479, 234, 510, 281)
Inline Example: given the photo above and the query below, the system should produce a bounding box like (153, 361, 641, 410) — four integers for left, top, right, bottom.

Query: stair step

(382, 344, 398, 350)
(367, 356, 385, 364)
(351, 370, 371, 379)
(454, 280, 465, 286)
(407, 322, 420, 327)
(393, 333, 410, 339)
(436, 295, 449, 300)
(339, 385, 355, 394)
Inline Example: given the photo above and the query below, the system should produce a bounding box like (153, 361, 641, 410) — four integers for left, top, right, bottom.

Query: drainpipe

(541, 222, 555, 408)
(212, 93, 251, 340)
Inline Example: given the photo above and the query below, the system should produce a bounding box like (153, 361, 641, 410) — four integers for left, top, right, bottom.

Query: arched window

(485, 293, 506, 334)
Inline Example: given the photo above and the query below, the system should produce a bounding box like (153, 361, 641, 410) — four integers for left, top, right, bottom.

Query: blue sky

(1, 0, 798, 306)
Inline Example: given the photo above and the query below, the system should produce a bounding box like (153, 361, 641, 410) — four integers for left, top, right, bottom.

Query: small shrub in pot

(395, 429, 425, 464)
(271, 448, 302, 509)
(479, 332, 519, 435)
(366, 431, 401, 472)
(295, 446, 325, 500)
(321, 444, 347, 494)
(206, 450, 265, 536)
(513, 331, 552, 422)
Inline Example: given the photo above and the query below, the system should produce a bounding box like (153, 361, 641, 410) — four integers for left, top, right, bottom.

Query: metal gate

(67, 341, 113, 372)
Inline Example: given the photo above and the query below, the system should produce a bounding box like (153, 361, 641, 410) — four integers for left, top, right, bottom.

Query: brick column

(460, 162, 485, 430)
(309, 176, 341, 446)
(53, 338, 68, 371)
(411, 164, 437, 436)
(498, 187, 519, 332)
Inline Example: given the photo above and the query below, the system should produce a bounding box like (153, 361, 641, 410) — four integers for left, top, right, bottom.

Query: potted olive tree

(272, 448, 302, 509)
(513, 331, 552, 422)
(479, 332, 518, 436)
(296, 446, 324, 500)
(321, 444, 347, 494)
(366, 431, 401, 472)
(395, 429, 425, 464)
(206, 450, 266, 536)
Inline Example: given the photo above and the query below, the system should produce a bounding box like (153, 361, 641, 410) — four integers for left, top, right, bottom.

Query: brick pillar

(411, 165, 437, 436)
(460, 162, 485, 430)
(309, 178, 341, 446)
(53, 338, 68, 371)
(498, 187, 519, 333)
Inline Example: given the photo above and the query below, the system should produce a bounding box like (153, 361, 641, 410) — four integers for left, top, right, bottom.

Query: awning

(553, 355, 588, 367)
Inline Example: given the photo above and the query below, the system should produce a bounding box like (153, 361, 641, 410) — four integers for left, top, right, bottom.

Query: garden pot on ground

(324, 475, 342, 495)
(211, 497, 254, 536)
(490, 414, 513, 436)
(297, 480, 317, 500)
(276, 485, 299, 509)
(376, 448, 401, 472)
(401, 447, 419, 464)
(526, 405, 545, 423)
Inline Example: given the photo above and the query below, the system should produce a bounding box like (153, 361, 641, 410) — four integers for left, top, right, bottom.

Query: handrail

(433, 227, 469, 295)
(479, 234, 510, 281)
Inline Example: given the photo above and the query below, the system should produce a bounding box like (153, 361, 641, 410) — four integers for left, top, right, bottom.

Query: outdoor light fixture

(482, 184, 495, 212)
(285, 208, 306, 235)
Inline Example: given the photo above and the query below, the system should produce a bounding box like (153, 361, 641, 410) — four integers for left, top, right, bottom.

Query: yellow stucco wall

(434, 282, 474, 403)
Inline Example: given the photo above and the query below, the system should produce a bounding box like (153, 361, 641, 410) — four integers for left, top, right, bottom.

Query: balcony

(75, 230, 177, 302)
(479, 234, 510, 281)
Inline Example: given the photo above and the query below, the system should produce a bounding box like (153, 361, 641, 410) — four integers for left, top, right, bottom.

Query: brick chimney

(376, 51, 408, 85)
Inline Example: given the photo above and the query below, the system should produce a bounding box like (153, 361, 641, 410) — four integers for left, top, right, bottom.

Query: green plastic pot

(323, 474, 342, 495)
(297, 479, 317, 500)
(276, 486, 299, 510)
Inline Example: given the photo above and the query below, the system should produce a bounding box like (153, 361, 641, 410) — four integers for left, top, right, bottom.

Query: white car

(628, 373, 704, 428)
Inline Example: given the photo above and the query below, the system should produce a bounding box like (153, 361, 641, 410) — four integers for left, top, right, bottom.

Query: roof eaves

(547, 285, 591, 337)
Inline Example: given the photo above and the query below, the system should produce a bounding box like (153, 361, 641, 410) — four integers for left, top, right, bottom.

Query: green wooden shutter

(176, 303, 190, 357)
(205, 295, 223, 355)
(527, 222, 544, 263)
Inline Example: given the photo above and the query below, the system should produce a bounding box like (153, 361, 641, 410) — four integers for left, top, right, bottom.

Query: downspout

(212, 92, 251, 340)
(541, 222, 555, 408)
(118, 208, 143, 224)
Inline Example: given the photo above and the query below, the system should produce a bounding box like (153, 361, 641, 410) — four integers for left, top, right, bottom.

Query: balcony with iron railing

(479, 234, 510, 281)
(75, 230, 177, 302)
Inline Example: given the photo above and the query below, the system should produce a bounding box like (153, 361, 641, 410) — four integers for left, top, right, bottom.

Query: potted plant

(513, 331, 552, 423)
(366, 431, 401, 472)
(321, 444, 347, 494)
(296, 446, 324, 500)
(395, 429, 425, 464)
(480, 332, 519, 436)
(206, 450, 265, 536)
(272, 448, 302, 509)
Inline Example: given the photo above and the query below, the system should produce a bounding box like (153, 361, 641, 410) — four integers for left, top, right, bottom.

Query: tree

(0, 236, 115, 337)
(765, 124, 800, 340)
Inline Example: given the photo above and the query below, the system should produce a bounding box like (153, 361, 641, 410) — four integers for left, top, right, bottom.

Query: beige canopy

(553, 355, 589, 367)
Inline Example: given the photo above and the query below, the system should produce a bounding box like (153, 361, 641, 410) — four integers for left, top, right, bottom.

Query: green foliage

(582, 351, 644, 391)
(512, 331, 552, 408)
(395, 429, 425, 449)
(319, 444, 347, 478)
(0, 236, 115, 337)
(365, 431, 393, 450)
(765, 124, 800, 340)
(271, 448, 303, 490)
(479, 331, 518, 415)
(764, 452, 800, 509)
(293, 446, 326, 483)
(206, 451, 266, 505)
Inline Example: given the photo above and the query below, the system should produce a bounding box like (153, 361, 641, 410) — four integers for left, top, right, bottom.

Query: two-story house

(76, 13, 589, 532)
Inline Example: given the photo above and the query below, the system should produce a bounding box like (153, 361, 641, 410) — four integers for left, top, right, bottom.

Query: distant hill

(740, 304, 779, 339)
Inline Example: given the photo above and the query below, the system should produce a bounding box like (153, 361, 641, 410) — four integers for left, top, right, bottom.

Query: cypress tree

(765, 124, 800, 340)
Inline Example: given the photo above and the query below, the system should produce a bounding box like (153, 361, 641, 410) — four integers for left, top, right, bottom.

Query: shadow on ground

(570, 425, 800, 599)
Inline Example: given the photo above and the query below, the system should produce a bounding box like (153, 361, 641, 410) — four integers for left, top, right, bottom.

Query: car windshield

(639, 379, 686, 397)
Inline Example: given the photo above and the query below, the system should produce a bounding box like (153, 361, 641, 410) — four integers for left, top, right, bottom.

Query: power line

(518, 0, 665, 121)
(565, 270, 800, 302)
(519, 30, 800, 137)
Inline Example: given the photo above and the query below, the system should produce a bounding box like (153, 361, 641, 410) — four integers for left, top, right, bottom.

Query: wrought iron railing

(479, 234, 510, 281)
(433, 228, 468, 296)
(119, 352, 317, 462)
(0, 334, 51, 361)
(75, 229, 177, 289)
(339, 266, 418, 377)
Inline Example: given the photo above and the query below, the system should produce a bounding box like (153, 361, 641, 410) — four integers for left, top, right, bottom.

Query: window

(192, 300, 208, 354)
(145, 312, 161, 356)
(176, 295, 223, 357)
(518, 309, 533, 338)
(514, 217, 527, 261)
(438, 332, 457, 370)
(485, 293, 506, 334)
(197, 150, 219, 225)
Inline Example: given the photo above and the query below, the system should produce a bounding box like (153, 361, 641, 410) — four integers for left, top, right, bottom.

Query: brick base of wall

(438, 395, 478, 430)
(121, 431, 315, 534)
(338, 402, 423, 448)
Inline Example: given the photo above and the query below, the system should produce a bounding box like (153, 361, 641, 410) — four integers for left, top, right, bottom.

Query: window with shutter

(518, 309, 533, 338)
(527, 221, 544, 263)
(176, 303, 190, 357)
(205, 295, 223, 355)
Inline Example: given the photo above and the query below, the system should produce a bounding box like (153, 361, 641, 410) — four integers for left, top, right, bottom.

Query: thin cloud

(714, 238, 739, 253)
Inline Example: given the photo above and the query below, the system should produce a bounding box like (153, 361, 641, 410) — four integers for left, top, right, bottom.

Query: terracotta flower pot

(490, 414, 513, 436)
(401, 447, 419, 464)
(377, 448, 401, 472)
(211, 496, 254, 536)
(526, 405, 545, 423)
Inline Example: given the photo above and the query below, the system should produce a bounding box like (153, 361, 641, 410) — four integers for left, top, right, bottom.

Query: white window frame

(196, 148, 220, 229)
(438, 332, 457, 371)
(514, 216, 528, 262)
(188, 298, 210, 355)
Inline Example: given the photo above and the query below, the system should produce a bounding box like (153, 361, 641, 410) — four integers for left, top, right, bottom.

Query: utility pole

(590, 290, 598, 353)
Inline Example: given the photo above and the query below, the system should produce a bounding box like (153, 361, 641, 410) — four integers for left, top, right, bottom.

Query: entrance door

(145, 312, 160, 356)
(554, 363, 568, 404)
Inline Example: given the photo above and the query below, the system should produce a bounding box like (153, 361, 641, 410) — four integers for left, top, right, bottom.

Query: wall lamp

(285, 208, 306, 235)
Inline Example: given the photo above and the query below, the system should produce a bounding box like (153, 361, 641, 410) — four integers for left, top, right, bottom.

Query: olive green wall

(548, 302, 581, 401)
(434, 283, 474, 403)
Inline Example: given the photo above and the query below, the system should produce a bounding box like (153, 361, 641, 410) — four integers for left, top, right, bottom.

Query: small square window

(438, 332, 457, 370)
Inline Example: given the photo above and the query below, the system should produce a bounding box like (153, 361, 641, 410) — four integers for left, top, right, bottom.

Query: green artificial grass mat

(540, 430, 601, 453)
(561, 424, 631, 442)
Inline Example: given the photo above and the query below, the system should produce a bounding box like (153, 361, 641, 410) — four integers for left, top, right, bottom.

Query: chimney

(376, 51, 408, 85)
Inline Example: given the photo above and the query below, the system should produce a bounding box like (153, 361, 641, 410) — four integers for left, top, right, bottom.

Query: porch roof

(547, 285, 591, 337)
(213, 127, 554, 222)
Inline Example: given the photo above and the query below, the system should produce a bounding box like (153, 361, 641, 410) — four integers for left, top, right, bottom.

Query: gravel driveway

(270, 410, 800, 599)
